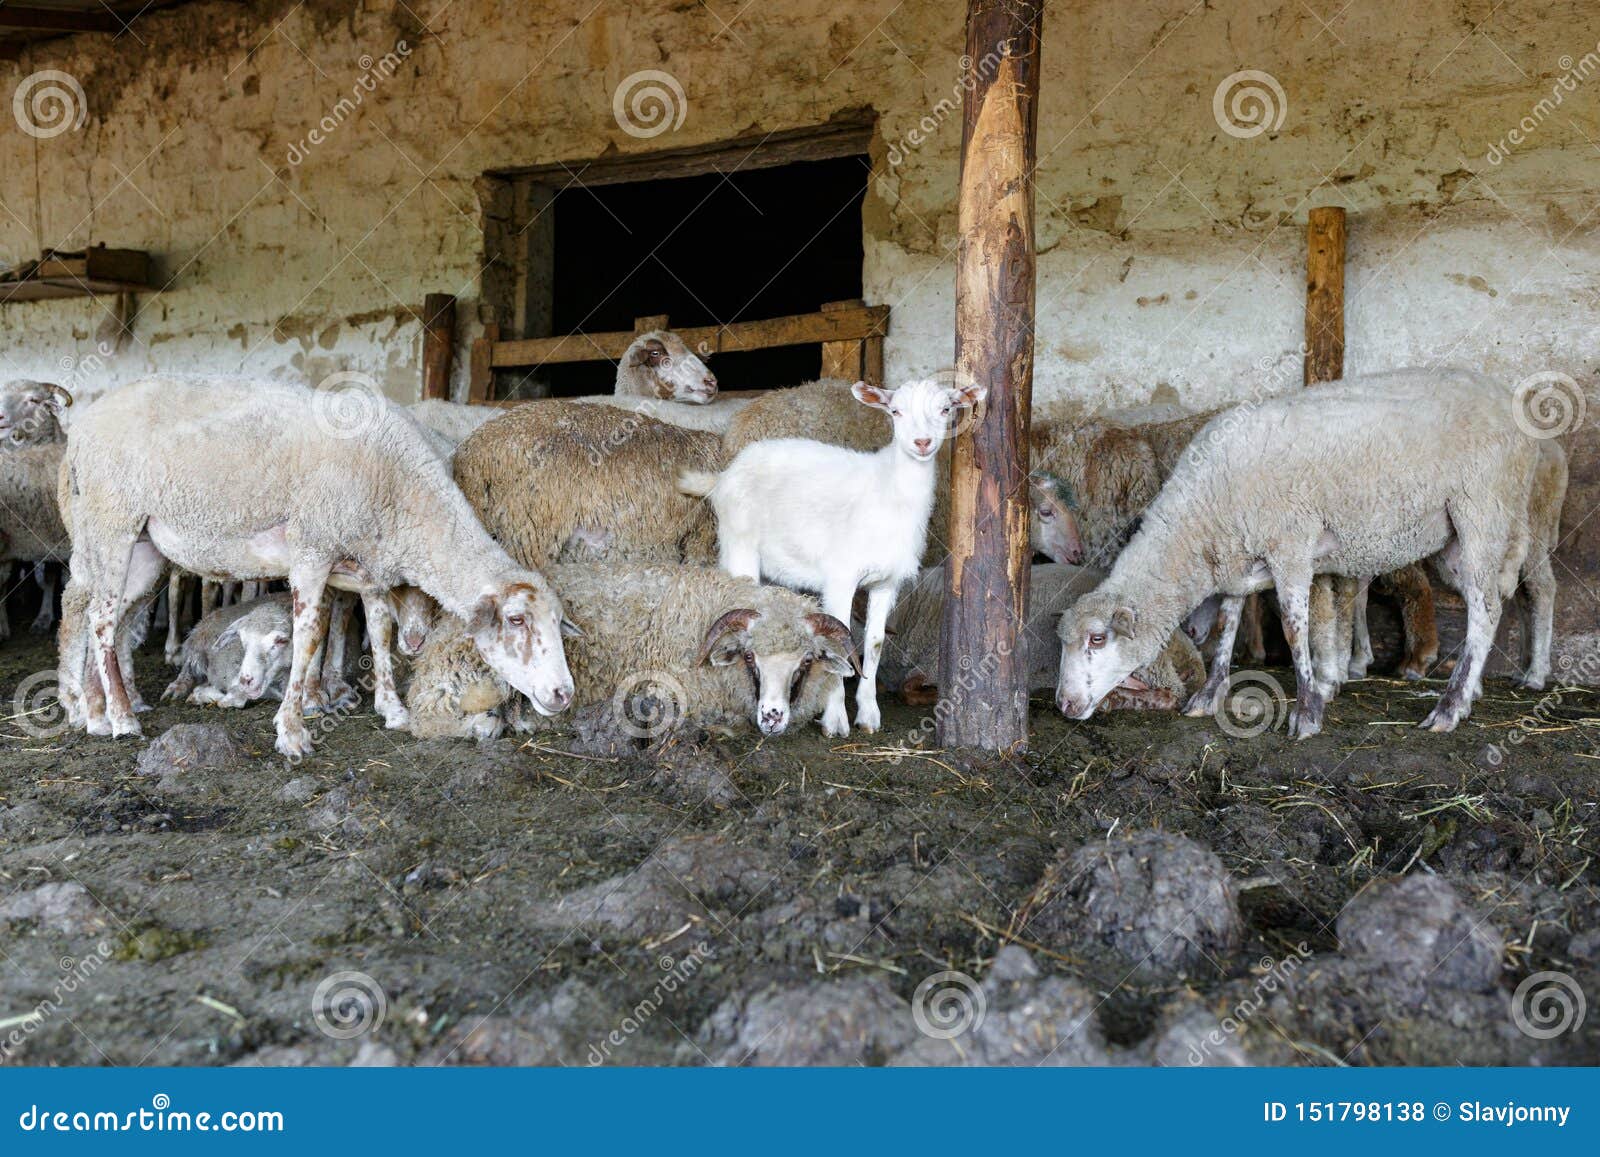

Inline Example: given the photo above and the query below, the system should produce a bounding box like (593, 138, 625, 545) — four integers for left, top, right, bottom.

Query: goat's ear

(1111, 606, 1137, 638)
(952, 380, 988, 409)
(850, 381, 893, 411)
(560, 615, 584, 639)
(468, 593, 499, 634)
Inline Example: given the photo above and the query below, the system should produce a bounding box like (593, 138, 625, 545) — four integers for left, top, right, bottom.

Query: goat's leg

(29, 562, 58, 634)
(361, 589, 409, 729)
(817, 579, 855, 738)
(853, 583, 897, 733)
(1183, 596, 1243, 717)
(1347, 578, 1374, 679)
(275, 563, 332, 758)
(1271, 561, 1322, 740)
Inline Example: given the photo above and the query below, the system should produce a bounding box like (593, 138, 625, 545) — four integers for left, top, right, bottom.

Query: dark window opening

(493, 153, 868, 399)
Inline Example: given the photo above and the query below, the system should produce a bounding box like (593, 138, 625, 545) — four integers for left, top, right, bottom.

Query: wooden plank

(468, 324, 498, 404)
(489, 304, 889, 369)
(634, 314, 671, 333)
(819, 298, 866, 381)
(1303, 206, 1346, 386)
(0, 8, 124, 34)
(421, 293, 457, 400)
(938, 0, 1045, 752)
(862, 333, 884, 387)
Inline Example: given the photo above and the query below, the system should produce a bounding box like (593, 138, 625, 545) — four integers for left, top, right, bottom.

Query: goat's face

(0, 380, 70, 445)
(1054, 592, 1145, 720)
(389, 585, 439, 657)
(852, 377, 987, 463)
(468, 578, 577, 716)
(222, 612, 292, 701)
(630, 331, 717, 404)
(698, 609, 858, 735)
(1029, 472, 1084, 564)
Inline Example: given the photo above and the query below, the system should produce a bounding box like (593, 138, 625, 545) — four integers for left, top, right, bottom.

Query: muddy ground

(1, 621, 1597, 1068)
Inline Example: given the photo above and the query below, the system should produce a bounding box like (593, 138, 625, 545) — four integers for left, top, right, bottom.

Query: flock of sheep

(0, 327, 1568, 757)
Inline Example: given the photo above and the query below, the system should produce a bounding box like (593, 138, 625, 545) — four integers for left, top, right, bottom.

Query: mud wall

(1, 0, 1597, 656)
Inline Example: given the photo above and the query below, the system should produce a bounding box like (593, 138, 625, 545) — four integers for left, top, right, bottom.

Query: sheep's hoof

(1287, 703, 1324, 740)
(381, 705, 411, 730)
(1345, 660, 1370, 680)
(29, 617, 53, 635)
(109, 715, 143, 739)
(1515, 674, 1547, 692)
(854, 701, 881, 733)
(1419, 704, 1463, 732)
(468, 713, 504, 741)
(275, 726, 315, 759)
(1182, 687, 1222, 717)
(85, 715, 112, 737)
(323, 681, 359, 712)
(164, 649, 181, 668)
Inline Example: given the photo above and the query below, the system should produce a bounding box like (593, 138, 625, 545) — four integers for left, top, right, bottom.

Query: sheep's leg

(275, 563, 332, 759)
(57, 577, 93, 730)
(1419, 512, 1515, 731)
(112, 545, 165, 716)
(1271, 562, 1322, 740)
(1309, 576, 1340, 701)
(1347, 578, 1374, 680)
(29, 562, 58, 634)
(164, 572, 186, 665)
(1390, 564, 1438, 680)
(1516, 549, 1556, 691)
(87, 540, 142, 739)
(321, 592, 358, 711)
(361, 589, 409, 729)
(200, 578, 221, 618)
(853, 583, 896, 734)
(817, 579, 855, 738)
(1240, 593, 1266, 663)
(1182, 596, 1242, 717)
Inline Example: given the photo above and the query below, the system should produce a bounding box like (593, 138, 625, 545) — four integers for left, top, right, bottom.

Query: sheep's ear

(850, 381, 893, 411)
(804, 612, 860, 677)
(216, 623, 242, 649)
(468, 593, 499, 634)
(1111, 606, 1137, 638)
(560, 615, 584, 639)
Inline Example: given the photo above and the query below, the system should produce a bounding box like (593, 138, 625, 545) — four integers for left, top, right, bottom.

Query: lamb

(0, 441, 69, 638)
(57, 375, 578, 756)
(162, 594, 293, 707)
(452, 399, 722, 568)
(881, 563, 1205, 711)
(0, 379, 71, 446)
(406, 563, 857, 741)
(1053, 369, 1540, 738)
(680, 376, 987, 735)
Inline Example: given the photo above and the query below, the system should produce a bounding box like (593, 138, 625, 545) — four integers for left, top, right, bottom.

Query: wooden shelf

(0, 247, 158, 304)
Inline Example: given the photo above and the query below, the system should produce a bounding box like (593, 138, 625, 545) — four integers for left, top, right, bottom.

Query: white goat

(680, 377, 986, 735)
(58, 375, 578, 756)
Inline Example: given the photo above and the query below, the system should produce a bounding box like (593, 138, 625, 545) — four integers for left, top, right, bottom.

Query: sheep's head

(1054, 589, 1161, 720)
(388, 585, 439, 657)
(220, 605, 292, 702)
(1182, 594, 1224, 646)
(622, 330, 717, 404)
(697, 607, 858, 736)
(1029, 472, 1084, 564)
(0, 380, 71, 445)
(851, 377, 986, 463)
(467, 576, 578, 716)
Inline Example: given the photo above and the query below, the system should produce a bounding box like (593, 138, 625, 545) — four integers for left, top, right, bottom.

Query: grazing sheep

(162, 594, 293, 707)
(681, 377, 986, 735)
(407, 398, 502, 447)
(453, 399, 722, 568)
(1054, 370, 1539, 738)
(0, 380, 71, 446)
(406, 563, 857, 741)
(882, 564, 1205, 711)
(58, 375, 577, 756)
(0, 442, 69, 638)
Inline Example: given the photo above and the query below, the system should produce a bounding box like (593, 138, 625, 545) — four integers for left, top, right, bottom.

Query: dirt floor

(1, 622, 1598, 1068)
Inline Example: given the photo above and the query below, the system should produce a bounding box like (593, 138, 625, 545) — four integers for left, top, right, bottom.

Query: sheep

(406, 563, 858, 741)
(579, 330, 754, 434)
(0, 380, 71, 446)
(881, 563, 1205, 711)
(0, 442, 69, 638)
(162, 594, 293, 707)
(452, 399, 722, 568)
(1053, 369, 1540, 738)
(57, 374, 578, 756)
(680, 376, 987, 735)
(407, 398, 502, 448)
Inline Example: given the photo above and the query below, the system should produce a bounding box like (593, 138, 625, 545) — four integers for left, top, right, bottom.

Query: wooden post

(468, 322, 499, 405)
(937, 0, 1044, 752)
(819, 298, 867, 381)
(421, 293, 457, 400)
(1303, 206, 1346, 385)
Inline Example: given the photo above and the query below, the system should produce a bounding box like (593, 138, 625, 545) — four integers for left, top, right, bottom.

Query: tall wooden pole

(421, 292, 458, 400)
(938, 0, 1044, 751)
(1303, 206, 1345, 385)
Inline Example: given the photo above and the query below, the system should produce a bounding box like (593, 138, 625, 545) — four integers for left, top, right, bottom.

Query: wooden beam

(421, 293, 457, 401)
(819, 298, 866, 381)
(488, 304, 889, 369)
(468, 323, 498, 404)
(0, 8, 124, 35)
(1303, 206, 1346, 385)
(938, 0, 1044, 752)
